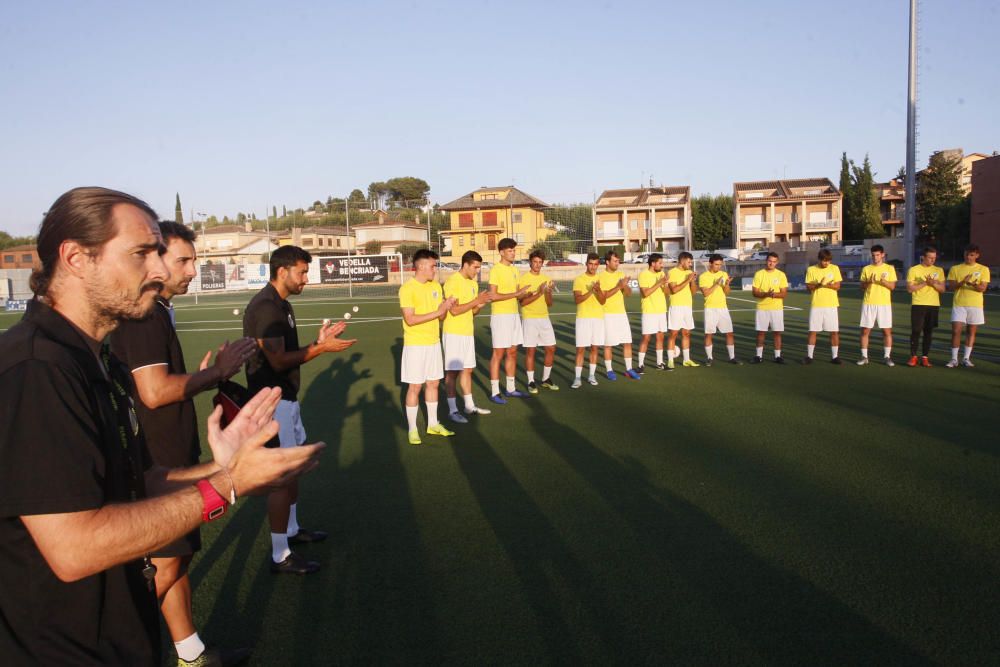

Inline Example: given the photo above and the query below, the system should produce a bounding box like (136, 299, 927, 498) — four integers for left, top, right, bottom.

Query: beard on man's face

(90, 278, 166, 323)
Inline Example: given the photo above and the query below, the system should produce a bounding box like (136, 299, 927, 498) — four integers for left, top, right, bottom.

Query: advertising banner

(319, 255, 389, 284)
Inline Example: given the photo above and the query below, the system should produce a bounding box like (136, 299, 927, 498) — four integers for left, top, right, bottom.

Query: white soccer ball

(232, 309, 239, 316)
(344, 313, 351, 320)
(322, 318, 331, 327)
(352, 306, 359, 313)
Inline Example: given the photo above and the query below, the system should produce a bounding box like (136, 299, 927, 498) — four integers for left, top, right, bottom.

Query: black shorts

(911, 305, 939, 330)
(152, 527, 202, 558)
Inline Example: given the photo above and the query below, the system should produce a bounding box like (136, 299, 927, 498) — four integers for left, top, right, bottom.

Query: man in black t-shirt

(243, 245, 356, 574)
(0, 188, 325, 665)
(111, 222, 256, 666)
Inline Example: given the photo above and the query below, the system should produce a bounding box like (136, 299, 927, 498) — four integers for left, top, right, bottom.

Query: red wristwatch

(196, 480, 228, 522)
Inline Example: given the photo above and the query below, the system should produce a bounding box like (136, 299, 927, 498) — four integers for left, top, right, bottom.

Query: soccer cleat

(270, 552, 320, 575)
(666, 360, 675, 370)
(177, 646, 252, 667)
(588, 375, 599, 385)
(448, 411, 469, 423)
(682, 360, 700, 368)
(637, 365, 645, 374)
(884, 357, 895, 367)
(427, 423, 456, 437)
(541, 379, 560, 391)
(831, 357, 843, 365)
(571, 378, 583, 389)
(751, 356, 763, 364)
(624, 369, 641, 380)
(503, 389, 529, 398)
(729, 358, 743, 366)
(774, 356, 786, 364)
(465, 405, 492, 415)
(960, 358, 975, 368)
(288, 528, 328, 545)
(801, 356, 813, 365)
(655, 362, 666, 370)
(527, 381, 539, 394)
(489, 393, 507, 405)
(856, 358, 869, 366)
(921, 356, 932, 367)
(408, 429, 422, 445)
(606, 370, 618, 381)
(704, 358, 714, 367)
(945, 359, 959, 368)
(906, 356, 918, 367)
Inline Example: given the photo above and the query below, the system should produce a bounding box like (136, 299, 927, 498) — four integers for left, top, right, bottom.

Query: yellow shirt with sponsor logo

(860, 263, 897, 306)
(573, 272, 604, 319)
(752, 269, 788, 311)
(907, 264, 944, 307)
(948, 262, 990, 308)
(638, 269, 667, 314)
(399, 278, 442, 345)
(698, 270, 730, 310)
(442, 272, 479, 336)
(667, 267, 695, 308)
(518, 271, 552, 319)
(598, 269, 627, 314)
(488, 262, 520, 315)
(805, 264, 843, 308)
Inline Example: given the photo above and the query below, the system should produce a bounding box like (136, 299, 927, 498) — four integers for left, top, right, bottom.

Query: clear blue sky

(1, 0, 996, 235)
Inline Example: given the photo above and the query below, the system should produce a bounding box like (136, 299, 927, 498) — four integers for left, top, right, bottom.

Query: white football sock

(174, 633, 206, 662)
(682, 348, 690, 362)
(574, 366, 583, 379)
(490, 379, 500, 396)
(505, 376, 515, 392)
(526, 370, 535, 383)
(831, 346, 839, 359)
(860, 348, 868, 359)
(271, 532, 291, 563)
(756, 346, 763, 357)
(638, 352, 646, 367)
(604, 359, 613, 372)
(656, 349, 663, 364)
(624, 357, 633, 370)
(705, 345, 713, 360)
(542, 365, 552, 381)
(726, 344, 735, 359)
(807, 344, 815, 358)
(447, 397, 458, 413)
(964, 345, 972, 360)
(425, 401, 439, 427)
(287, 503, 299, 536)
(405, 405, 419, 431)
(463, 394, 476, 411)
(951, 347, 959, 361)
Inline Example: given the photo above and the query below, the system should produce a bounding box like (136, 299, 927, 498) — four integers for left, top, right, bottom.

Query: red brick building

(0, 245, 39, 270)
(971, 154, 1000, 265)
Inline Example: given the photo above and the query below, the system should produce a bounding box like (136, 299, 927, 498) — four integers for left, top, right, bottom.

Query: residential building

(0, 245, 39, 270)
(926, 149, 992, 195)
(733, 178, 842, 250)
(875, 179, 906, 238)
(593, 186, 691, 256)
(438, 186, 551, 262)
(277, 226, 355, 254)
(971, 154, 1000, 265)
(197, 224, 277, 262)
(352, 210, 429, 255)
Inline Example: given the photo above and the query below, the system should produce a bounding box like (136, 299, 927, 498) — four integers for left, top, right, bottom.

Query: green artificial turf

(7, 286, 997, 664)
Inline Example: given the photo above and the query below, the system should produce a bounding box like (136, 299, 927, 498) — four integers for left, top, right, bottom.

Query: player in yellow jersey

(518, 250, 559, 392)
(666, 251, 699, 369)
(751, 252, 789, 363)
(399, 249, 457, 444)
(802, 249, 843, 365)
(945, 244, 991, 367)
(442, 251, 494, 423)
(571, 253, 607, 388)
(598, 250, 641, 380)
(698, 254, 741, 365)
(857, 244, 897, 366)
(637, 253, 669, 371)
(488, 237, 531, 403)
(906, 246, 946, 367)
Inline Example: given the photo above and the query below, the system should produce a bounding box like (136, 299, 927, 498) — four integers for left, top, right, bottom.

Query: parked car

(748, 250, 769, 261)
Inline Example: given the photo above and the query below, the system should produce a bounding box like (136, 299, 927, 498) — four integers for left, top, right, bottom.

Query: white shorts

(808, 307, 839, 332)
(703, 308, 733, 334)
(575, 318, 605, 348)
(951, 306, 985, 325)
(275, 400, 307, 447)
(401, 344, 444, 384)
(604, 313, 633, 346)
(443, 333, 476, 371)
(491, 313, 523, 348)
(522, 317, 556, 348)
(755, 310, 785, 332)
(668, 306, 695, 331)
(641, 312, 668, 335)
(859, 304, 893, 329)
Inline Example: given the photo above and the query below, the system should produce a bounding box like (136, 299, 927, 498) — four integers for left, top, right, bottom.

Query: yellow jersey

(399, 278, 442, 345)
(488, 262, 520, 315)
(752, 269, 788, 311)
(573, 272, 604, 319)
(860, 263, 897, 306)
(598, 269, 627, 314)
(948, 262, 990, 308)
(518, 271, 552, 319)
(667, 268, 695, 308)
(698, 270, 730, 309)
(442, 272, 478, 336)
(805, 264, 843, 308)
(907, 264, 943, 307)
(638, 269, 667, 314)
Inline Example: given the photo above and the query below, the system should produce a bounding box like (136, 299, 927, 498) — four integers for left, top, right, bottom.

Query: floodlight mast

(903, 0, 918, 267)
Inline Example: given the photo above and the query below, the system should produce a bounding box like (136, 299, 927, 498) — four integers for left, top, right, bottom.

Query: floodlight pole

(903, 0, 918, 267)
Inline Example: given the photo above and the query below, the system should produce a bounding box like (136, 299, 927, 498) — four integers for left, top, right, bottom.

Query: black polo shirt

(243, 282, 300, 401)
(0, 299, 159, 666)
(110, 297, 201, 469)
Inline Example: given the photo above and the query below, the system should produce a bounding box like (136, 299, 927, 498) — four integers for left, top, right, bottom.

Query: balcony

(596, 229, 626, 239)
(804, 218, 840, 230)
(739, 222, 772, 233)
(653, 225, 686, 237)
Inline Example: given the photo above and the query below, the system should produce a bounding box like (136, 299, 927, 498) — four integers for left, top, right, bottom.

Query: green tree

(839, 152, 856, 238)
(368, 182, 390, 208)
(917, 151, 965, 251)
(385, 177, 431, 205)
(849, 155, 884, 239)
(0, 231, 36, 249)
(364, 239, 383, 255)
(272, 206, 278, 219)
(691, 194, 733, 249)
(174, 193, 183, 225)
(348, 189, 367, 204)
(396, 243, 427, 264)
